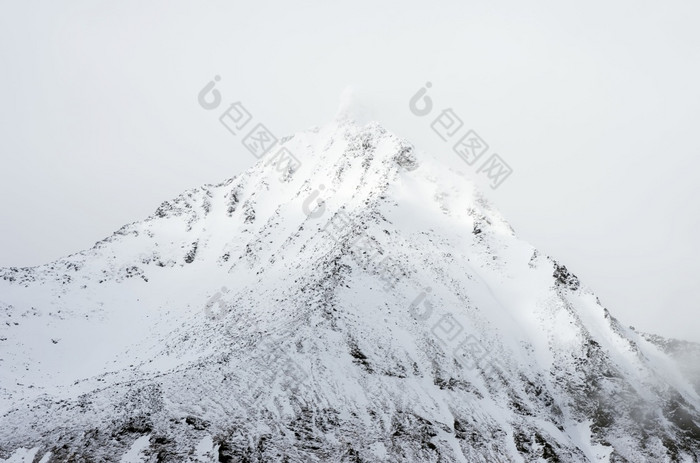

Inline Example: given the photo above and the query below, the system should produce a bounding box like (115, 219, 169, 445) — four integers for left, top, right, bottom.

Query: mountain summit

(1, 119, 699, 462)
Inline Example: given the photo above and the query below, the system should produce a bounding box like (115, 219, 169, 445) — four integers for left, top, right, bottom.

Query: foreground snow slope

(1, 119, 699, 462)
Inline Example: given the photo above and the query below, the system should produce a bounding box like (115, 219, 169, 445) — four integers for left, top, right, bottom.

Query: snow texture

(1, 117, 699, 462)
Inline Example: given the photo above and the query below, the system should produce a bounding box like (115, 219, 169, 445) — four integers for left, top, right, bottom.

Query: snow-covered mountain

(1, 117, 699, 462)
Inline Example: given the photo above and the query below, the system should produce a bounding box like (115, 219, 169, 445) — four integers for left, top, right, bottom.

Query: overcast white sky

(1, 1, 698, 342)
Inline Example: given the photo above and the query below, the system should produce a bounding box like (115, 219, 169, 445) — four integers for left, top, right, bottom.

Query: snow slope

(1, 117, 699, 462)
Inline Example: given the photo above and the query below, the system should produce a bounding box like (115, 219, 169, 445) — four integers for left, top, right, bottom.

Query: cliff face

(1, 120, 698, 462)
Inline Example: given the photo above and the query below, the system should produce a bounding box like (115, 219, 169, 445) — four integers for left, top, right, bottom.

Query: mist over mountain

(1, 116, 699, 462)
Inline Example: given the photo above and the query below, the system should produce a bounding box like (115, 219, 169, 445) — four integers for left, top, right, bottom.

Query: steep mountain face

(1, 119, 699, 462)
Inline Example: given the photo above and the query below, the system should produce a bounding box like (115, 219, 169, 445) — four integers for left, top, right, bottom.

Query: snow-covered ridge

(1, 119, 698, 462)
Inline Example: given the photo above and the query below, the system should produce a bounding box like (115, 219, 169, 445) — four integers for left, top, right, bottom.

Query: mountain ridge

(1, 119, 699, 462)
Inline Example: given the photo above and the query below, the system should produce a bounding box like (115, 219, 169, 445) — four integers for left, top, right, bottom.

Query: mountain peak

(1, 115, 699, 462)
